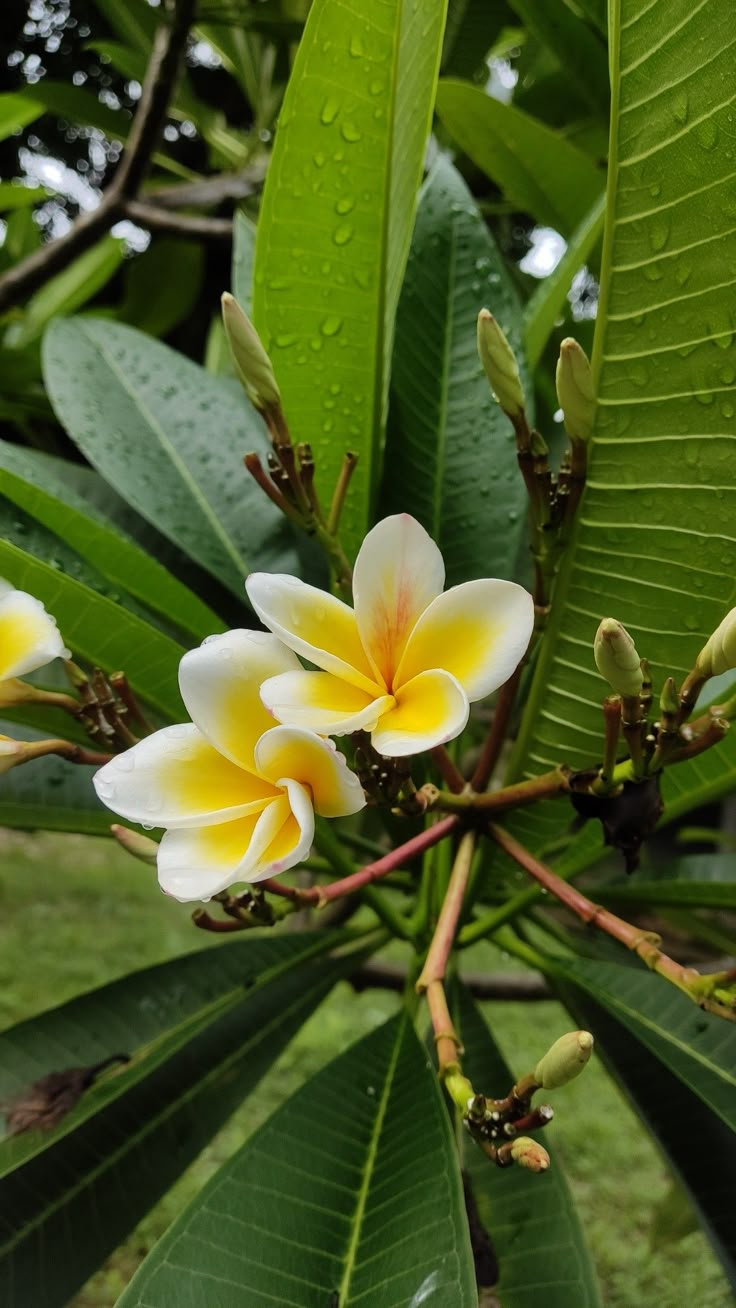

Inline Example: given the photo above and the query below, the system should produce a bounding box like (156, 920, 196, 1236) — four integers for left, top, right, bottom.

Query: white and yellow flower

(93, 629, 365, 902)
(246, 515, 534, 757)
(0, 578, 67, 697)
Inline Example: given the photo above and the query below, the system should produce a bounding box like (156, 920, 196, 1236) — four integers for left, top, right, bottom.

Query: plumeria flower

(0, 578, 67, 703)
(246, 514, 534, 757)
(92, 630, 365, 902)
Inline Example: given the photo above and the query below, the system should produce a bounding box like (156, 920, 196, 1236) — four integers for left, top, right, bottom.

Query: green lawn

(0, 830, 730, 1307)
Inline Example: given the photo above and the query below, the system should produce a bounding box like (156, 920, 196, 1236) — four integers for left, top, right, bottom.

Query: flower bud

(696, 608, 736, 678)
(659, 675, 679, 717)
(477, 309, 525, 419)
(556, 337, 595, 444)
(111, 823, 159, 865)
(534, 1030, 594, 1090)
(221, 292, 281, 410)
(0, 735, 24, 775)
(510, 1136, 550, 1172)
(594, 619, 644, 698)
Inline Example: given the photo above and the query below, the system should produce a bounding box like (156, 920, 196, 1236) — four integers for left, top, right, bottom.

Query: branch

(144, 163, 267, 208)
(0, 0, 196, 313)
(121, 200, 233, 241)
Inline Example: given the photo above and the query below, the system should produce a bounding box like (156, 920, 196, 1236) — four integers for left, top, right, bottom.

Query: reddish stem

(430, 746, 466, 793)
(417, 830, 476, 990)
(471, 668, 522, 791)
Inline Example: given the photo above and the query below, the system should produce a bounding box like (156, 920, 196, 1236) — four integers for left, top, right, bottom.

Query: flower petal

(352, 515, 445, 686)
(371, 669, 468, 756)
(0, 589, 66, 681)
(247, 779, 315, 881)
(178, 629, 300, 771)
(396, 579, 534, 701)
(260, 669, 393, 736)
(93, 724, 278, 828)
(246, 573, 379, 693)
(255, 725, 366, 818)
(157, 811, 265, 900)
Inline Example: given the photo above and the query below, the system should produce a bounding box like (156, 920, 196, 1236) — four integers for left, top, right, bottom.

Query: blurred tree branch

(0, 0, 197, 314)
(122, 201, 233, 241)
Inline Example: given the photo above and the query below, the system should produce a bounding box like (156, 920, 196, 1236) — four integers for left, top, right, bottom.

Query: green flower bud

(111, 823, 159, 865)
(659, 675, 679, 717)
(696, 607, 736, 678)
(510, 1136, 550, 1172)
(221, 292, 281, 410)
(594, 619, 644, 699)
(556, 337, 595, 444)
(534, 1030, 594, 1090)
(477, 309, 525, 418)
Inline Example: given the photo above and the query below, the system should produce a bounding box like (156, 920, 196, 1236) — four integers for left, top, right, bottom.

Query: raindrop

(697, 119, 719, 150)
(341, 122, 361, 142)
(310, 337, 323, 351)
(673, 92, 689, 124)
(274, 333, 297, 348)
(321, 315, 343, 337)
(335, 196, 355, 215)
(313, 150, 327, 167)
(320, 97, 340, 125)
(333, 223, 354, 246)
(721, 401, 735, 418)
(649, 220, 669, 252)
(695, 390, 714, 405)
(369, 79, 384, 95)
(349, 33, 365, 57)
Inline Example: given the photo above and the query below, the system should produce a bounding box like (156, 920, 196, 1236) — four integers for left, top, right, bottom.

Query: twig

(422, 767, 571, 815)
(430, 746, 466, 793)
(417, 831, 477, 990)
(144, 164, 267, 208)
(122, 201, 233, 241)
(0, 0, 196, 313)
(487, 823, 736, 1021)
(471, 668, 522, 791)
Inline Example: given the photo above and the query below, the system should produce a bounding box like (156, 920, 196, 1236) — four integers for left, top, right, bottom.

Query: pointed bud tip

(556, 336, 595, 444)
(696, 607, 736, 679)
(221, 291, 281, 410)
(477, 309, 525, 418)
(510, 1136, 550, 1172)
(594, 618, 644, 699)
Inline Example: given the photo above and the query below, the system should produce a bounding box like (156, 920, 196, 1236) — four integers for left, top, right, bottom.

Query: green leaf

(88, 0, 158, 51)
(117, 1011, 477, 1307)
(0, 537, 184, 720)
(523, 192, 605, 368)
(596, 851, 736, 911)
(557, 976, 736, 1286)
(507, 0, 609, 117)
(455, 987, 602, 1307)
(0, 184, 47, 211)
(0, 93, 42, 141)
(0, 719, 109, 834)
(117, 237, 206, 338)
(435, 79, 603, 236)
(0, 931, 350, 1308)
(253, 0, 449, 559)
(504, 0, 736, 863)
(0, 440, 223, 643)
(43, 317, 299, 597)
(382, 157, 527, 586)
(232, 210, 257, 312)
(9, 236, 125, 349)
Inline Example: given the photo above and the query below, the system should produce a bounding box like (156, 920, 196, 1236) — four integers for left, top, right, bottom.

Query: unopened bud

(111, 823, 159, 865)
(0, 677, 46, 710)
(510, 1136, 550, 1172)
(696, 608, 736, 678)
(0, 735, 24, 775)
(660, 676, 679, 717)
(556, 337, 595, 444)
(534, 1030, 594, 1090)
(594, 619, 644, 699)
(221, 292, 281, 410)
(477, 309, 525, 418)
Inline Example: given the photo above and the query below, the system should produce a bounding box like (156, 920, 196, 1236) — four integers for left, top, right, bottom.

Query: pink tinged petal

(255, 725, 366, 818)
(0, 589, 67, 680)
(245, 573, 379, 693)
(178, 628, 300, 771)
(92, 724, 279, 828)
(396, 579, 534, 702)
(352, 514, 445, 687)
(371, 668, 469, 757)
(260, 669, 393, 736)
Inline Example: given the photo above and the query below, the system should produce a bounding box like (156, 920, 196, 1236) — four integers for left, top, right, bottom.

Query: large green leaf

(0, 440, 224, 643)
(8, 236, 125, 349)
(0, 931, 349, 1308)
(455, 987, 602, 1308)
(232, 209, 257, 311)
(507, 0, 609, 117)
(117, 237, 206, 339)
(441, 0, 512, 79)
(504, 0, 736, 863)
(0, 537, 184, 719)
(253, 0, 449, 558)
(596, 851, 736, 910)
(435, 80, 603, 236)
(382, 156, 527, 586)
(0, 720, 109, 835)
(0, 93, 42, 141)
(118, 1011, 477, 1307)
(558, 979, 736, 1287)
(43, 317, 299, 598)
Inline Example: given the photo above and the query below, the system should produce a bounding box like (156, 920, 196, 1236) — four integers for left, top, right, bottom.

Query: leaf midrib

(337, 1012, 405, 1305)
(77, 321, 247, 580)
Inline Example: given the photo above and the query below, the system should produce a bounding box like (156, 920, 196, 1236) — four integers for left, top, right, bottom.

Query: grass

(0, 830, 731, 1307)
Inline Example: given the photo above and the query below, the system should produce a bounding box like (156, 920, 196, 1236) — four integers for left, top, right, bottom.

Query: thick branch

(0, 0, 195, 313)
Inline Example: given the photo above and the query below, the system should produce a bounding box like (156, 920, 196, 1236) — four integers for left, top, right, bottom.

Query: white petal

(352, 514, 445, 687)
(245, 572, 380, 693)
(255, 725, 366, 818)
(0, 589, 67, 680)
(178, 628, 300, 771)
(260, 669, 393, 736)
(156, 807, 276, 901)
(92, 724, 278, 828)
(371, 669, 469, 756)
(246, 779, 315, 881)
(396, 579, 534, 701)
